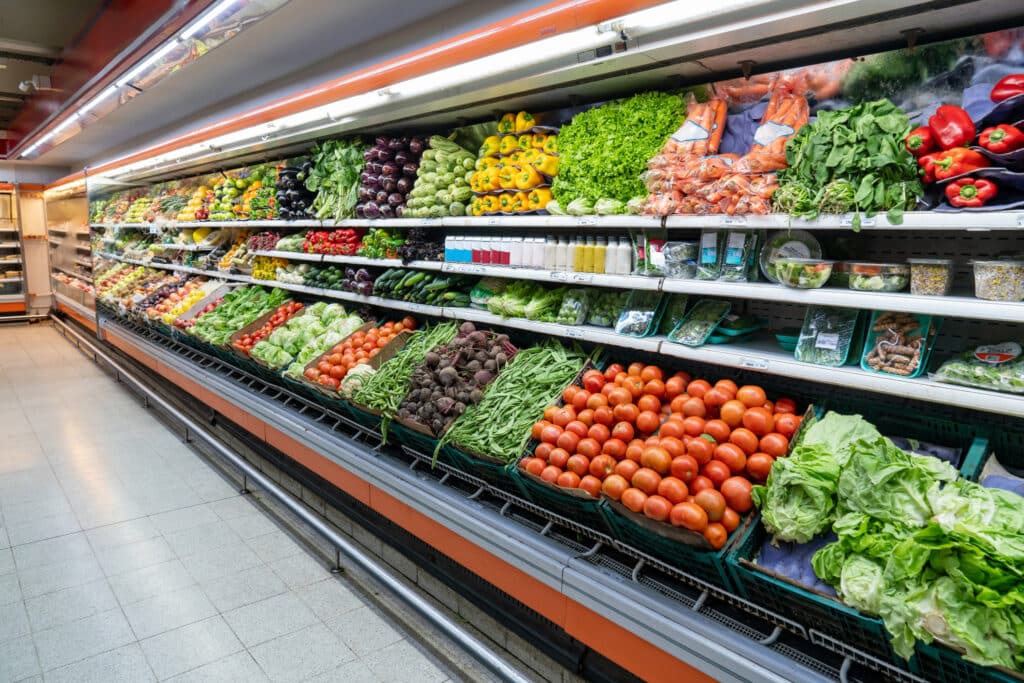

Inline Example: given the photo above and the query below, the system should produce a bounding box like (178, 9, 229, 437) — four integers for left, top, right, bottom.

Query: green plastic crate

(601, 500, 749, 589)
(438, 445, 519, 492)
(388, 419, 440, 455)
(915, 642, 1022, 683)
(511, 464, 613, 535)
(345, 403, 384, 433)
(727, 515, 910, 665)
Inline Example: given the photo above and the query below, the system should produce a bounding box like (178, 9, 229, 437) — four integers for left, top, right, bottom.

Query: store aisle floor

(0, 323, 455, 683)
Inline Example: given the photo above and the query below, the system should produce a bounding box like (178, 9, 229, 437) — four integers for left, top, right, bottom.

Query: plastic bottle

(509, 237, 522, 267)
(604, 237, 618, 274)
(543, 235, 557, 270)
(616, 236, 633, 274)
(530, 237, 544, 268)
(594, 237, 607, 274)
(573, 235, 585, 273)
(581, 236, 594, 273)
(556, 236, 569, 271)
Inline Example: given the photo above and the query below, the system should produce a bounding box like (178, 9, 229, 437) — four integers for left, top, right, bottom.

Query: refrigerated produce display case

(29, 2, 1024, 681)
(0, 185, 27, 317)
(45, 179, 96, 331)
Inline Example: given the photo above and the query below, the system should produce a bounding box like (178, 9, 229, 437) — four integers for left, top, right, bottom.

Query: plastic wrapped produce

(586, 290, 628, 327)
(614, 291, 665, 337)
(696, 230, 724, 280)
(861, 311, 938, 378)
(668, 299, 731, 346)
(554, 288, 591, 325)
(848, 262, 909, 292)
(720, 231, 758, 282)
(933, 342, 1024, 394)
(795, 307, 864, 367)
(657, 294, 689, 335)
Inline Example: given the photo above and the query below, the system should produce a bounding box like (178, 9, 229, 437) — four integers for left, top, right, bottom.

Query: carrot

(707, 99, 728, 154)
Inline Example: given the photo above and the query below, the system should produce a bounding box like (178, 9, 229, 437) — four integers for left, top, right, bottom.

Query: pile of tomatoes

(304, 317, 417, 390)
(519, 362, 801, 550)
(233, 302, 304, 354)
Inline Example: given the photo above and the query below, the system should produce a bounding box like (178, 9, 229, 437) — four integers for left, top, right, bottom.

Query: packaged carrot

(734, 84, 809, 173)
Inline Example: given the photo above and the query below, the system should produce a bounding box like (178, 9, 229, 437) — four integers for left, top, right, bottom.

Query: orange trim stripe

(100, 326, 709, 682)
(56, 302, 98, 332)
(89, 0, 667, 176)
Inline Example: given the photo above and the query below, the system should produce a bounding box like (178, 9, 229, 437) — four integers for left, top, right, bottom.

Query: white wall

(0, 164, 71, 186)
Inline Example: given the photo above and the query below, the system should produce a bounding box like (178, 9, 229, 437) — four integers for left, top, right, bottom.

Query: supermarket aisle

(0, 323, 454, 682)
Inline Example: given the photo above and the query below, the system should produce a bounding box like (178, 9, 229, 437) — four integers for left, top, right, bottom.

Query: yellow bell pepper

(531, 134, 547, 149)
(498, 135, 519, 155)
(481, 195, 499, 213)
(515, 165, 542, 190)
(498, 193, 516, 212)
(514, 111, 536, 133)
(543, 136, 559, 155)
(507, 151, 523, 166)
(483, 166, 501, 191)
(513, 192, 530, 212)
(497, 113, 515, 134)
(517, 134, 533, 151)
(528, 187, 553, 210)
(497, 166, 517, 190)
(476, 156, 501, 171)
(533, 153, 560, 177)
(469, 171, 486, 194)
(478, 135, 501, 158)
(471, 197, 486, 216)
(520, 149, 539, 166)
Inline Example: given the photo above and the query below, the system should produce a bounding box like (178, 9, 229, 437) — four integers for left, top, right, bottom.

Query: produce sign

(521, 363, 800, 550)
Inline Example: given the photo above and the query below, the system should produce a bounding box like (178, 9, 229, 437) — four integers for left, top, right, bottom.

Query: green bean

(436, 340, 588, 463)
(353, 322, 458, 414)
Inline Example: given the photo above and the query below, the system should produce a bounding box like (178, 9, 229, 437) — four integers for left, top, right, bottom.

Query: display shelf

(53, 292, 97, 325)
(84, 212, 1024, 232)
(149, 243, 218, 252)
(660, 279, 1023, 323)
(440, 262, 660, 290)
(0, 276, 21, 283)
(76, 232, 90, 239)
(249, 250, 324, 262)
(99, 320, 837, 683)
(658, 335, 1024, 420)
(251, 250, 445, 272)
(0, 293, 24, 302)
(75, 243, 91, 252)
(48, 239, 62, 246)
(53, 265, 93, 282)
(0, 241, 21, 248)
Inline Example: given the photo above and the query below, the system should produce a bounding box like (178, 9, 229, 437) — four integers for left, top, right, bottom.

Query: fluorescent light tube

(181, 0, 236, 40)
(117, 40, 179, 87)
(79, 86, 119, 116)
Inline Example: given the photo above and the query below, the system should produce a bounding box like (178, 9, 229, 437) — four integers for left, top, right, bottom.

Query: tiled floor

(0, 323, 454, 682)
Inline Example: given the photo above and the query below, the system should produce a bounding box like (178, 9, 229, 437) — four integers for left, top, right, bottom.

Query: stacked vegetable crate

(725, 408, 990, 667)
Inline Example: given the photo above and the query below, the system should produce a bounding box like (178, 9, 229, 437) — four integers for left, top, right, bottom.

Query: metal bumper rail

(49, 315, 532, 683)
(60, 312, 928, 683)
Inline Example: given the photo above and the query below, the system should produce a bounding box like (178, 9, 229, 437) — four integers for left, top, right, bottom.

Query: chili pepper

(978, 124, 1024, 153)
(946, 177, 998, 207)
(905, 126, 936, 157)
(928, 148, 989, 181)
(928, 105, 976, 150)
(991, 74, 1024, 102)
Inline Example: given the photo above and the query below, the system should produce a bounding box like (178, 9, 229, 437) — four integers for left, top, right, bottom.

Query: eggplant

(364, 174, 380, 190)
(345, 267, 356, 279)
(381, 162, 398, 178)
(379, 204, 394, 218)
(387, 138, 405, 151)
(341, 279, 353, 291)
(402, 162, 419, 177)
(354, 268, 372, 282)
(375, 136, 390, 148)
(398, 136, 410, 148)
(285, 190, 300, 200)
(363, 201, 380, 218)
(388, 193, 404, 208)
(368, 161, 382, 175)
(396, 177, 412, 194)
(363, 148, 375, 162)
(395, 205, 405, 218)
(376, 148, 393, 162)
(375, 190, 389, 204)
(394, 150, 409, 166)
(382, 179, 397, 194)
(409, 137, 426, 154)
(359, 170, 372, 185)
(357, 187, 373, 202)
(354, 204, 366, 218)
(357, 281, 374, 296)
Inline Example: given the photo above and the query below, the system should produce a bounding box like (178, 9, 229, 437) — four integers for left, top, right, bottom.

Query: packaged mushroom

(860, 311, 940, 378)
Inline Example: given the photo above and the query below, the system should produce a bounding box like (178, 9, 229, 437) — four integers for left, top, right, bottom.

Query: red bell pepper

(920, 148, 989, 182)
(928, 105, 976, 150)
(905, 126, 936, 157)
(978, 124, 1024, 153)
(945, 178, 998, 207)
(991, 74, 1024, 103)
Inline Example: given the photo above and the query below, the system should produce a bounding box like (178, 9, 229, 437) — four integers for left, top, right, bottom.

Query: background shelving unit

(44, 186, 95, 326)
(0, 187, 26, 316)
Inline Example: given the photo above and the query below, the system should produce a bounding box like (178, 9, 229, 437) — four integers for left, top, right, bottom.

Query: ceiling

(26, 0, 549, 170)
(0, 0, 106, 132)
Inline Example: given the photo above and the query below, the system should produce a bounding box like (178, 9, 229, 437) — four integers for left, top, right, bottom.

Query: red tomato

(659, 436, 686, 459)
(687, 436, 714, 466)
(611, 421, 635, 443)
(556, 471, 581, 489)
(531, 421, 549, 441)
(613, 403, 640, 425)
(608, 388, 632, 407)
(720, 400, 747, 428)
(774, 413, 800, 439)
(704, 522, 728, 550)
(643, 494, 673, 522)
(657, 477, 689, 505)
(621, 488, 648, 513)
(641, 446, 672, 475)
(586, 393, 609, 410)
(589, 454, 617, 479)
(760, 433, 790, 457)
(682, 398, 707, 418)
(670, 454, 699, 483)
(714, 442, 748, 474)
(615, 459, 640, 481)
(548, 448, 570, 469)
(556, 431, 580, 453)
(664, 376, 687, 399)
(721, 507, 740, 533)
(702, 460, 731, 488)
(566, 454, 590, 477)
(602, 438, 627, 459)
(587, 424, 610, 443)
(636, 410, 661, 435)
(704, 419, 731, 444)
(637, 394, 661, 414)
(582, 370, 605, 393)
(728, 428, 760, 455)
(577, 438, 601, 459)
(689, 475, 714, 495)
(736, 385, 767, 408)
(523, 457, 546, 476)
(669, 501, 708, 532)
(746, 452, 775, 482)
(687, 379, 711, 398)
(631, 467, 662, 495)
(720, 476, 753, 513)
(593, 406, 615, 426)
(601, 474, 629, 500)
(579, 475, 602, 498)
(694, 488, 727, 522)
(564, 421, 589, 438)
(534, 442, 553, 461)
(742, 407, 775, 436)
(603, 363, 624, 382)
(540, 424, 562, 445)
(541, 465, 562, 483)
(627, 362, 645, 377)
(774, 398, 797, 415)
(703, 388, 730, 408)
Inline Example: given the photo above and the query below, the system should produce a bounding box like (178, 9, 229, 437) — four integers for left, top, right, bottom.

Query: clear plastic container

(861, 310, 938, 378)
(827, 261, 852, 288)
(615, 291, 666, 337)
(663, 241, 699, 279)
(972, 260, 1024, 302)
(795, 307, 863, 367)
(775, 258, 835, 289)
(695, 230, 724, 280)
(657, 294, 689, 335)
(668, 299, 731, 347)
(908, 258, 954, 296)
(848, 262, 910, 292)
(720, 231, 758, 282)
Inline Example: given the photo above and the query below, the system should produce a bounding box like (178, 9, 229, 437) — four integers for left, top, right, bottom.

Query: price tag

(815, 333, 840, 351)
(1016, 214, 1024, 227)
(441, 263, 455, 273)
(148, 225, 159, 235)
(840, 215, 875, 227)
(571, 272, 593, 283)
(406, 303, 432, 314)
(576, 216, 597, 226)
(563, 326, 585, 339)
(419, 219, 434, 227)
(549, 271, 569, 282)
(740, 357, 769, 370)
(721, 216, 746, 226)
(486, 217, 500, 226)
